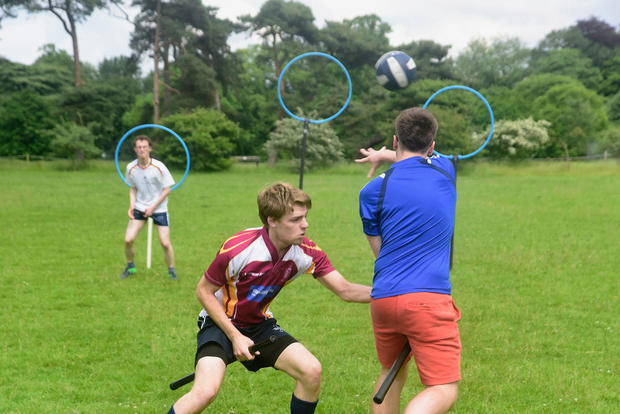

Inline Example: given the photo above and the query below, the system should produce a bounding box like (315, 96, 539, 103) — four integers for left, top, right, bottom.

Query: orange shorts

(371, 292, 461, 386)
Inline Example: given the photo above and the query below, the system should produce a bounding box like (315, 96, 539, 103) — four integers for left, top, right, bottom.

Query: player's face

(134, 140, 152, 160)
(268, 204, 309, 250)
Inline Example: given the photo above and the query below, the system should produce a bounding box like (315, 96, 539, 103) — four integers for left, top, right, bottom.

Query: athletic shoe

(169, 271, 178, 281)
(120, 265, 137, 279)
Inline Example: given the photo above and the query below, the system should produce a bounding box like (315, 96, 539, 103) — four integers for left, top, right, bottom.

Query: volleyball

(375, 51, 416, 90)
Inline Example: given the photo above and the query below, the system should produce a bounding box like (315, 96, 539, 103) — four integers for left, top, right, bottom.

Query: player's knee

(159, 238, 171, 249)
(124, 237, 135, 246)
(435, 383, 459, 408)
(189, 385, 219, 410)
(302, 359, 322, 391)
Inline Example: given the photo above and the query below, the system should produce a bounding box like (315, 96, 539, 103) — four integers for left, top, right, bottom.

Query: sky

(0, 0, 618, 74)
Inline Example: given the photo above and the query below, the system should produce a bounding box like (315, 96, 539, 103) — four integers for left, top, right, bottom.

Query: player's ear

(427, 141, 435, 156)
(267, 216, 277, 228)
(393, 135, 398, 150)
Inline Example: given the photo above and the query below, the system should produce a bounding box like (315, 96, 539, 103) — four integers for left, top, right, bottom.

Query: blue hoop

(277, 52, 352, 124)
(114, 124, 190, 190)
(423, 85, 494, 160)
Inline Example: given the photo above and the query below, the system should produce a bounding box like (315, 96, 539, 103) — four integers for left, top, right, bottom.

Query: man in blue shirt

(358, 107, 461, 414)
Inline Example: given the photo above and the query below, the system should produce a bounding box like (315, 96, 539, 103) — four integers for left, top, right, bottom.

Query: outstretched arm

(317, 270, 371, 303)
(355, 146, 397, 178)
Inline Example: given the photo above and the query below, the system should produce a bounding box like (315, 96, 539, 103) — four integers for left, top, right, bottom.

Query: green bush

(265, 110, 344, 170)
(158, 107, 238, 171)
(473, 118, 551, 160)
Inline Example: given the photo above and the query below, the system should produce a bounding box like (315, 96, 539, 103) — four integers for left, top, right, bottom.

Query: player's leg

(371, 295, 412, 414)
(154, 213, 176, 279)
(372, 363, 409, 414)
(121, 216, 145, 278)
(403, 382, 458, 414)
(402, 293, 461, 414)
(274, 342, 321, 413)
(154, 216, 175, 274)
(170, 356, 226, 414)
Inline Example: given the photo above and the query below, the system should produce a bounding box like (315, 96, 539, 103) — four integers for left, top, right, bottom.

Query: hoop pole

(146, 218, 153, 269)
(449, 157, 458, 270)
(299, 119, 309, 189)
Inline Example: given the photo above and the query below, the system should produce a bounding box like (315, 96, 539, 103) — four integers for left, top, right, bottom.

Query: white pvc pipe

(146, 217, 153, 269)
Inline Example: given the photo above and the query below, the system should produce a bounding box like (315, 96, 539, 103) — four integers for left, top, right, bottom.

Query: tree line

(1, 0, 619, 170)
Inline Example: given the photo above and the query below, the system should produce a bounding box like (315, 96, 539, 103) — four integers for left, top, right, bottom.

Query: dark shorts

(132, 209, 169, 226)
(195, 316, 297, 372)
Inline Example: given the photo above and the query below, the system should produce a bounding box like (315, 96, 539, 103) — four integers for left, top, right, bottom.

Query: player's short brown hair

(258, 182, 312, 227)
(133, 135, 152, 147)
(395, 107, 438, 153)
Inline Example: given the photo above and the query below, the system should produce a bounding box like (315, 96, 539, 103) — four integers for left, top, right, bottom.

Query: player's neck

(138, 156, 151, 167)
(396, 149, 427, 162)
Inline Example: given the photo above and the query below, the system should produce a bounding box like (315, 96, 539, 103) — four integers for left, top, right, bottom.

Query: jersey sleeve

(302, 240, 335, 278)
(204, 250, 229, 287)
(359, 177, 383, 236)
(125, 163, 136, 187)
(159, 162, 175, 188)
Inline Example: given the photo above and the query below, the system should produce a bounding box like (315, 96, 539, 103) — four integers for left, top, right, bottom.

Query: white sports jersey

(125, 158, 175, 213)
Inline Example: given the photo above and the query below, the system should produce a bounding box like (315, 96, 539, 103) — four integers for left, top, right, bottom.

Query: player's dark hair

(395, 108, 437, 153)
(133, 135, 153, 147)
(258, 182, 312, 227)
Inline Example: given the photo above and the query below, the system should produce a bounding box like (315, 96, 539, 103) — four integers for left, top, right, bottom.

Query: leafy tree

(158, 107, 238, 171)
(0, 0, 122, 87)
(397, 40, 454, 80)
(122, 93, 155, 128)
(0, 89, 56, 156)
(240, 0, 319, 96)
(56, 81, 138, 153)
(576, 17, 620, 49)
(265, 110, 344, 170)
(598, 55, 620, 97)
(472, 118, 551, 160)
(596, 126, 620, 157)
(0, 46, 77, 96)
(534, 18, 620, 81)
(220, 45, 279, 155)
(165, 53, 216, 112)
(321, 14, 390, 68)
(510, 74, 579, 118)
(530, 48, 602, 90)
(532, 80, 608, 157)
(454, 36, 530, 89)
(50, 122, 100, 167)
(606, 90, 620, 123)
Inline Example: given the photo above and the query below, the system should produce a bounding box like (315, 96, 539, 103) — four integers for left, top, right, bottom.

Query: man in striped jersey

(120, 135, 177, 280)
(169, 182, 371, 414)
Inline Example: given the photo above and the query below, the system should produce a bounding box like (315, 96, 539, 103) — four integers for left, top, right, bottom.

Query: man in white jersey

(120, 135, 178, 280)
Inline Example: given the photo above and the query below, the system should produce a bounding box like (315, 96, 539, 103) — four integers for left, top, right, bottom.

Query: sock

(290, 393, 318, 414)
(168, 267, 176, 274)
(167, 405, 176, 414)
(127, 261, 135, 269)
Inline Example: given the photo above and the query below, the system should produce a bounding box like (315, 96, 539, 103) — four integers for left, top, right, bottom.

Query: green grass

(0, 159, 618, 413)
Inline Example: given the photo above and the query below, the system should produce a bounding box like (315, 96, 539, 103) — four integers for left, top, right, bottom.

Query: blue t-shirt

(359, 155, 456, 299)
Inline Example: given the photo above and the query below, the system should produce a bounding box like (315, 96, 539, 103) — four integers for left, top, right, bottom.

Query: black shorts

(195, 316, 297, 372)
(132, 209, 169, 226)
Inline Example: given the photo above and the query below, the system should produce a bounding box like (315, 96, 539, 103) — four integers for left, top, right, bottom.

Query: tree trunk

(214, 87, 221, 112)
(272, 33, 284, 120)
(163, 41, 171, 118)
(67, 12, 82, 88)
(153, 0, 162, 124)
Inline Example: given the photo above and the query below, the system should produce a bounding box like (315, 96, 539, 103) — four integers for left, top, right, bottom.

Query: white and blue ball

(375, 51, 416, 90)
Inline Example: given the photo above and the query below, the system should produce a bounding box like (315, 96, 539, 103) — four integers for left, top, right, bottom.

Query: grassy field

(0, 159, 618, 413)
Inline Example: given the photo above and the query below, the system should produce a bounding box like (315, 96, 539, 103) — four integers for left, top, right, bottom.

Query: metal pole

(299, 119, 309, 189)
